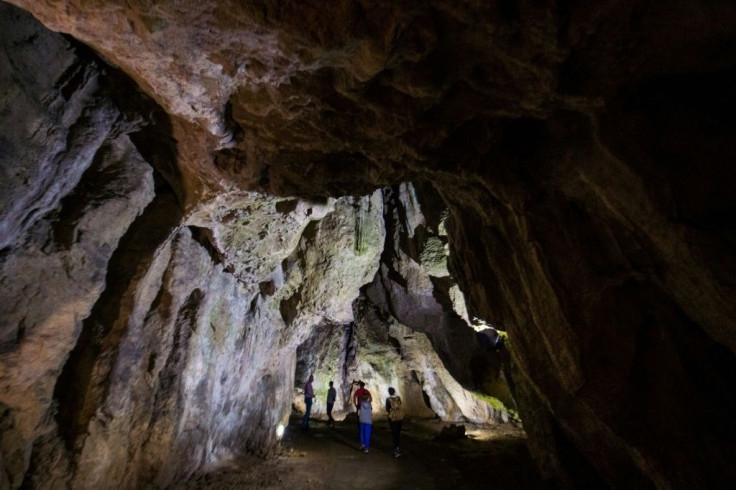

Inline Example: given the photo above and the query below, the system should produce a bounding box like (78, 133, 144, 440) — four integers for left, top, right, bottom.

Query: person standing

(352, 381, 372, 410)
(358, 393, 373, 453)
(352, 381, 372, 434)
(326, 381, 337, 427)
(385, 387, 404, 457)
(301, 374, 314, 430)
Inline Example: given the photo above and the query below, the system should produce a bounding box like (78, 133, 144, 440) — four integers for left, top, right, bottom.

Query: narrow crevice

(377, 187, 409, 290)
(387, 333, 402, 355)
(421, 389, 433, 410)
(353, 200, 366, 255)
(55, 60, 91, 101)
(223, 99, 245, 145)
(341, 322, 356, 403)
(188, 226, 224, 266)
(279, 286, 302, 326)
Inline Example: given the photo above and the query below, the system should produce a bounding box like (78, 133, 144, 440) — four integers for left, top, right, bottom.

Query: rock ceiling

(11, 0, 736, 200)
(2, 1, 736, 489)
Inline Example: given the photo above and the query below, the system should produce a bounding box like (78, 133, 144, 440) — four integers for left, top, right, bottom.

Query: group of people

(300, 377, 404, 457)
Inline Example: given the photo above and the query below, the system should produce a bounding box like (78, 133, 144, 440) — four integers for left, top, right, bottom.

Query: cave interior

(1, 1, 735, 489)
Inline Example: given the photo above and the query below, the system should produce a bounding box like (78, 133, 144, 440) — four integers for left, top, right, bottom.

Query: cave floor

(174, 415, 543, 489)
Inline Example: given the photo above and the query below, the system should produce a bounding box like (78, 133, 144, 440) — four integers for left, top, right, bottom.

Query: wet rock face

(2, 1, 736, 489)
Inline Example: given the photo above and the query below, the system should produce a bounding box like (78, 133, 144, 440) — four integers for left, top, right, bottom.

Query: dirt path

(174, 416, 543, 489)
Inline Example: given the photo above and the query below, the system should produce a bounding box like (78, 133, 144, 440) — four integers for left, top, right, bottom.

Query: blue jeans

(359, 423, 372, 448)
(301, 397, 312, 428)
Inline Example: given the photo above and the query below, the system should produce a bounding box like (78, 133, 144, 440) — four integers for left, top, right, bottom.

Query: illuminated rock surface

(1, 1, 736, 489)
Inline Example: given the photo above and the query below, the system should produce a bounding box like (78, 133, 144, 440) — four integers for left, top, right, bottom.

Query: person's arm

(385, 398, 391, 413)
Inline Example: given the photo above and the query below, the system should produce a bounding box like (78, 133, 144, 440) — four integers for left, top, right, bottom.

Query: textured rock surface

(294, 296, 503, 425)
(365, 183, 508, 394)
(1, 6, 385, 488)
(0, 7, 159, 488)
(2, 1, 736, 489)
(293, 182, 513, 425)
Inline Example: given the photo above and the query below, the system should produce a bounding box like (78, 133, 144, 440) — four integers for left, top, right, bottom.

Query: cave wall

(441, 106, 736, 487)
(0, 6, 160, 487)
(364, 183, 511, 399)
(0, 6, 386, 488)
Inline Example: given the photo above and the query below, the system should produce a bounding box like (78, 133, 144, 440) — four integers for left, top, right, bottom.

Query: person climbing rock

(326, 380, 336, 427)
(301, 374, 314, 430)
(358, 392, 373, 453)
(386, 387, 404, 457)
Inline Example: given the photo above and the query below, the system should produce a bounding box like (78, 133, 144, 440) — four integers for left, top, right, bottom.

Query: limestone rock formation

(2, 1, 736, 489)
(294, 297, 503, 425)
(1, 7, 386, 487)
(365, 183, 508, 393)
(0, 7, 161, 487)
(293, 182, 511, 425)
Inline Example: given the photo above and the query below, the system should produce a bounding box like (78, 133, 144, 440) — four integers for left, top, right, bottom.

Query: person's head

(309, 374, 314, 382)
(329, 381, 333, 387)
(388, 387, 395, 396)
(362, 393, 369, 401)
(359, 381, 365, 388)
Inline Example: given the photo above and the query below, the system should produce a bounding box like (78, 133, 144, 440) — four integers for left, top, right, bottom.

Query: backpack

(389, 396, 404, 421)
(359, 400, 373, 424)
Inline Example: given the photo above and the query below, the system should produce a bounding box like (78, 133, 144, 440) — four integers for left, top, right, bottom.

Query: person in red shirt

(351, 381, 372, 435)
(352, 381, 372, 411)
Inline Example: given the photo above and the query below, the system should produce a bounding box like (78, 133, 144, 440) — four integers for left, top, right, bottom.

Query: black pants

(327, 402, 334, 424)
(389, 420, 402, 449)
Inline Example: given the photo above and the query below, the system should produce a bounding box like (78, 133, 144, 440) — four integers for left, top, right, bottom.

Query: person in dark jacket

(301, 374, 314, 430)
(385, 387, 403, 457)
(326, 380, 336, 427)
